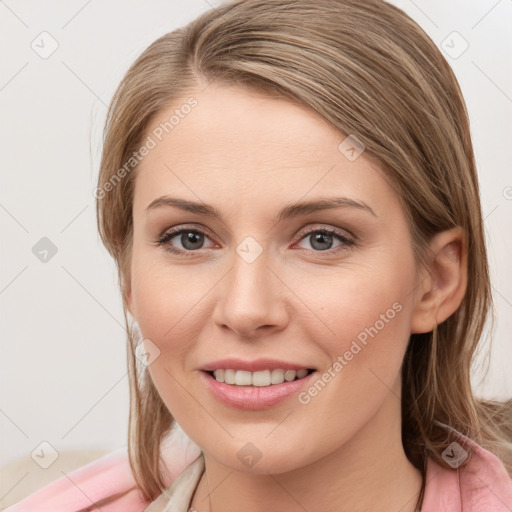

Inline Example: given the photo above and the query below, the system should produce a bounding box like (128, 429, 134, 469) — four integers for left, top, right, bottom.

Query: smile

(210, 368, 313, 386)
(200, 369, 317, 410)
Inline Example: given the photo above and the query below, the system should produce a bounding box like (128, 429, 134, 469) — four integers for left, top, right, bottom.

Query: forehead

(146, 84, 342, 167)
(133, 84, 397, 219)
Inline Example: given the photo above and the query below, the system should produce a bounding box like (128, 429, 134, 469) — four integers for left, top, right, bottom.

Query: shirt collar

(144, 453, 204, 512)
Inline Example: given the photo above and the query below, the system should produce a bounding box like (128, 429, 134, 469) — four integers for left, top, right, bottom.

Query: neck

(191, 381, 423, 512)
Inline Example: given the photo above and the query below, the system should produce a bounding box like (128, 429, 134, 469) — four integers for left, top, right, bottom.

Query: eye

(293, 227, 355, 255)
(155, 224, 356, 257)
(155, 225, 216, 255)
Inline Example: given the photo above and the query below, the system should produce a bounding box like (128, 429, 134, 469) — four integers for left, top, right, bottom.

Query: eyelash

(155, 224, 356, 257)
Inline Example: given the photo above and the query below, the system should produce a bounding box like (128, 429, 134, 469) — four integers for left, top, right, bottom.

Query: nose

(211, 250, 289, 339)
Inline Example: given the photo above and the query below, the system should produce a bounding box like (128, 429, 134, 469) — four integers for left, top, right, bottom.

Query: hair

(95, 0, 512, 502)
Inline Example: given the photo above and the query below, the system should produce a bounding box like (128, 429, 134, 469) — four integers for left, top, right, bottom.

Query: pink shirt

(5, 429, 512, 511)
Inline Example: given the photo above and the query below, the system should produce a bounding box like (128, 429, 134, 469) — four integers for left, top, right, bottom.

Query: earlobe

(411, 228, 467, 334)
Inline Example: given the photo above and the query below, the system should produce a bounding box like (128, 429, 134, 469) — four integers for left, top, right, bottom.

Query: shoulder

(1, 448, 150, 512)
(1, 424, 202, 512)
(422, 429, 512, 511)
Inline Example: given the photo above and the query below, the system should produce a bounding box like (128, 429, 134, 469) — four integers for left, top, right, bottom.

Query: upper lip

(200, 358, 314, 372)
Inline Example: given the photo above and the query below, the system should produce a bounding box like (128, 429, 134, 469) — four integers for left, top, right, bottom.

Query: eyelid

(294, 223, 355, 242)
(157, 223, 216, 242)
(158, 222, 354, 241)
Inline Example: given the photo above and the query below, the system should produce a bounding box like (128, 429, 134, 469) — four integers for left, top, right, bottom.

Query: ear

(411, 227, 467, 334)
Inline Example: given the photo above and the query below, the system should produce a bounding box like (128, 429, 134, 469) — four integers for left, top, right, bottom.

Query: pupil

(182, 231, 203, 250)
(311, 232, 333, 251)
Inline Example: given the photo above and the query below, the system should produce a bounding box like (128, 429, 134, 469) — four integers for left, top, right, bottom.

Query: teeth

(235, 370, 252, 386)
(271, 369, 284, 384)
(212, 368, 310, 386)
(284, 369, 296, 381)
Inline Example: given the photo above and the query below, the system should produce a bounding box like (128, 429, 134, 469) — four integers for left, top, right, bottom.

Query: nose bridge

(232, 238, 270, 299)
(212, 235, 287, 337)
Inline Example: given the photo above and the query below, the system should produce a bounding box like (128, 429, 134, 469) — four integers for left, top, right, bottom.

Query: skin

(127, 83, 467, 512)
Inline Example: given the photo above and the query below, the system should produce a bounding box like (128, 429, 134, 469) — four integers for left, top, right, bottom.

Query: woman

(6, 0, 512, 510)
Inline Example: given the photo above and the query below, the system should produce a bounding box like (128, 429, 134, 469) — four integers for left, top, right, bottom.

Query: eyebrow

(145, 196, 377, 221)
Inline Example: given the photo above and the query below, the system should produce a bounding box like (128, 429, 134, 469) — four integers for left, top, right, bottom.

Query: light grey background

(1, 0, 511, 472)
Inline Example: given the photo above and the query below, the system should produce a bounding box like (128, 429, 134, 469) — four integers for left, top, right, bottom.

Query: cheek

(288, 269, 414, 456)
(292, 248, 417, 388)
(129, 257, 205, 417)
(299, 250, 414, 338)
(130, 249, 212, 350)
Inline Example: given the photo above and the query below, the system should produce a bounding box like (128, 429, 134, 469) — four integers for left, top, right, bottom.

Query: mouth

(200, 368, 318, 410)
(203, 368, 316, 387)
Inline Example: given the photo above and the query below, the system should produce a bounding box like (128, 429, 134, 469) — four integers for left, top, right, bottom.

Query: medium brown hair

(96, 0, 512, 501)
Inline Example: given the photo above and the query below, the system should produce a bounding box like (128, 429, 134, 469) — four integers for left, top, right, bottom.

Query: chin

(198, 436, 317, 475)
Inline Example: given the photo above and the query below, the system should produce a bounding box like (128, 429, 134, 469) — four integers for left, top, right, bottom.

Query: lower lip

(200, 370, 316, 410)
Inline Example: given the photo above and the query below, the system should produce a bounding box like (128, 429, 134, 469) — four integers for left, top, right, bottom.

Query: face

(127, 83, 423, 474)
